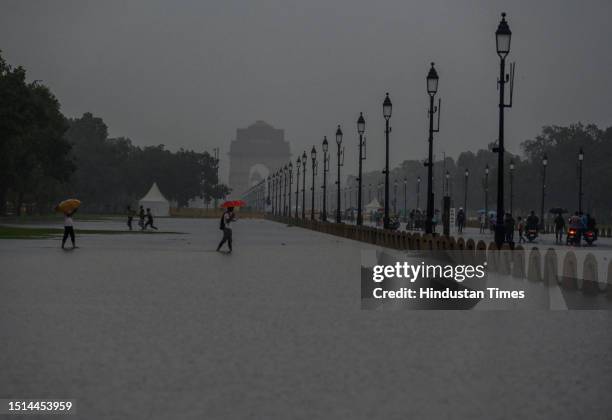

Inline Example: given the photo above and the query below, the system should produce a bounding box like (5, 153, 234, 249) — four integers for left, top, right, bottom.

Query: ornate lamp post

(283, 165, 288, 216)
(311, 146, 317, 220)
(403, 177, 407, 222)
(393, 179, 398, 215)
(266, 175, 271, 212)
(382, 93, 392, 229)
(484, 164, 489, 226)
(494, 12, 515, 246)
(464, 169, 469, 218)
(295, 157, 301, 218)
(509, 159, 515, 215)
(302, 151, 307, 219)
(425, 63, 440, 234)
(416, 176, 421, 210)
(335, 125, 344, 223)
(272, 171, 277, 215)
(357, 112, 366, 225)
(578, 148, 584, 213)
(288, 162, 293, 217)
(445, 171, 450, 197)
(540, 154, 548, 229)
(321, 137, 329, 221)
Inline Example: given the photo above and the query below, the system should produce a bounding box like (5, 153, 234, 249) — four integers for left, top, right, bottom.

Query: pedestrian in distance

(144, 208, 158, 230)
(138, 205, 145, 230)
(504, 212, 515, 244)
(217, 206, 236, 253)
(517, 216, 526, 244)
(126, 205, 135, 231)
(456, 207, 465, 234)
(62, 208, 77, 249)
(553, 213, 565, 244)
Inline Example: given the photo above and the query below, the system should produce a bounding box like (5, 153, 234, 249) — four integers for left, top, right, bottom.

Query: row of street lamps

(261, 13, 552, 247)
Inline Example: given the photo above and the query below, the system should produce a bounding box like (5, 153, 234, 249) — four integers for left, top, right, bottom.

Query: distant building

(228, 121, 291, 197)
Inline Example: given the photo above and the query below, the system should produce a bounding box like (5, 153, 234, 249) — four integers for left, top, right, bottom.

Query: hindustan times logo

(372, 261, 487, 283)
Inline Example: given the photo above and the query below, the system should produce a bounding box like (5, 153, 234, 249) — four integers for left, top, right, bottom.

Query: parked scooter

(526, 228, 538, 242)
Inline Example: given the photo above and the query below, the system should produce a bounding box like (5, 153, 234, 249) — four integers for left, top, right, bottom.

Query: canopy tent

(364, 199, 382, 213)
(139, 182, 170, 216)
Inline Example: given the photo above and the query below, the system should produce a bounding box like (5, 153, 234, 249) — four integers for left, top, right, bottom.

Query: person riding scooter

(525, 211, 539, 242)
(567, 212, 583, 246)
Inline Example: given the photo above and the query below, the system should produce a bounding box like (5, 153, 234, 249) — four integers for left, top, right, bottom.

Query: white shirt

(64, 215, 74, 227)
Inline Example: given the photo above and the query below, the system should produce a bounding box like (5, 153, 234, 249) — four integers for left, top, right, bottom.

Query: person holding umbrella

(216, 200, 244, 253)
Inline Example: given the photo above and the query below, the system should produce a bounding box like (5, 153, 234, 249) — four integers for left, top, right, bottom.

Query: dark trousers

(555, 228, 563, 242)
(62, 226, 75, 247)
(217, 228, 233, 251)
(127, 217, 133, 230)
(144, 220, 158, 230)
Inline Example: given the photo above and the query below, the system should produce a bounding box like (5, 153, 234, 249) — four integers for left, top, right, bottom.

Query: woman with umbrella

(216, 200, 244, 253)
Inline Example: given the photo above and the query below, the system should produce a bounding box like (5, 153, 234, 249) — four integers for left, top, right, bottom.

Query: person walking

(456, 207, 465, 234)
(517, 216, 526, 244)
(61, 208, 77, 249)
(138, 205, 146, 230)
(504, 212, 515, 244)
(126, 205, 135, 231)
(553, 213, 565, 244)
(144, 208, 158, 230)
(217, 206, 236, 253)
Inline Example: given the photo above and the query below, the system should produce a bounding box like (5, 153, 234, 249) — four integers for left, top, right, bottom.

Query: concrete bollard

(527, 247, 542, 282)
(511, 245, 526, 278)
(487, 242, 498, 272)
(499, 244, 512, 275)
(561, 251, 578, 290)
(543, 248, 559, 286)
(475, 240, 487, 265)
(582, 253, 599, 295)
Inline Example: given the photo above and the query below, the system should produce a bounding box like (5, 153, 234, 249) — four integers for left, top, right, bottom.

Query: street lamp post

(540, 154, 548, 229)
(509, 160, 514, 215)
(416, 176, 421, 210)
(288, 162, 293, 217)
(464, 169, 469, 218)
(302, 151, 307, 219)
(393, 179, 398, 215)
(578, 148, 584, 213)
(335, 125, 344, 223)
(266, 175, 271, 213)
(382, 93, 392, 229)
(272, 172, 277, 215)
(403, 177, 407, 222)
(357, 113, 366, 225)
(494, 12, 515, 246)
(283, 165, 288, 216)
(484, 165, 489, 228)
(445, 171, 450, 197)
(425, 63, 440, 234)
(321, 137, 329, 221)
(311, 146, 317, 220)
(295, 157, 301, 218)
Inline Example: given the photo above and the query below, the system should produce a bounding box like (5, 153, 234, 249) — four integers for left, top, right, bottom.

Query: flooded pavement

(1, 218, 611, 419)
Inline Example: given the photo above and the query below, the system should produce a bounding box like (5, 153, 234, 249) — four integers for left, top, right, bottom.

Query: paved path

(1, 218, 611, 419)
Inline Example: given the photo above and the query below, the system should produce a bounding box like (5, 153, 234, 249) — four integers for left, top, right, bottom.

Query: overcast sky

(2, 0, 611, 182)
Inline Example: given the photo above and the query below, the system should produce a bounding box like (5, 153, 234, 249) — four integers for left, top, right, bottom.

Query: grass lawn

(0, 225, 182, 239)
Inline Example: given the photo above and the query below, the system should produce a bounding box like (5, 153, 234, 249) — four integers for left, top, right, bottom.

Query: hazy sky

(2, 0, 611, 182)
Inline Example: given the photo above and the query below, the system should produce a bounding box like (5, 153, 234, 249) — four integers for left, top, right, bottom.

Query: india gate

(228, 121, 291, 197)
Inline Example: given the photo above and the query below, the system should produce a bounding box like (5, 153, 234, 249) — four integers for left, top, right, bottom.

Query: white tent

(139, 182, 170, 216)
(365, 199, 382, 213)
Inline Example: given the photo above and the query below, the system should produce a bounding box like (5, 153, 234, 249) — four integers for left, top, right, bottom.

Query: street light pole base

(494, 223, 505, 247)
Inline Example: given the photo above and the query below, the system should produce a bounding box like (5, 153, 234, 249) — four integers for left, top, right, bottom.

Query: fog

(1, 0, 611, 183)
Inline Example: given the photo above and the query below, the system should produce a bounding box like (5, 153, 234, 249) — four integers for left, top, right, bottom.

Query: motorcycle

(526, 228, 538, 242)
(583, 229, 596, 246)
(566, 227, 580, 246)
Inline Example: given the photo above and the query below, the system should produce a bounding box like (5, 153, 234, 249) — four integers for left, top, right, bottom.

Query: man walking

(553, 213, 565, 244)
(217, 206, 236, 253)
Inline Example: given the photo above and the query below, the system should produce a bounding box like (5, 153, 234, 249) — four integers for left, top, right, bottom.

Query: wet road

(1, 218, 611, 419)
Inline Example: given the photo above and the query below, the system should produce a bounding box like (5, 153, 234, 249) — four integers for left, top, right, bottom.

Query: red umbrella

(220, 200, 246, 208)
